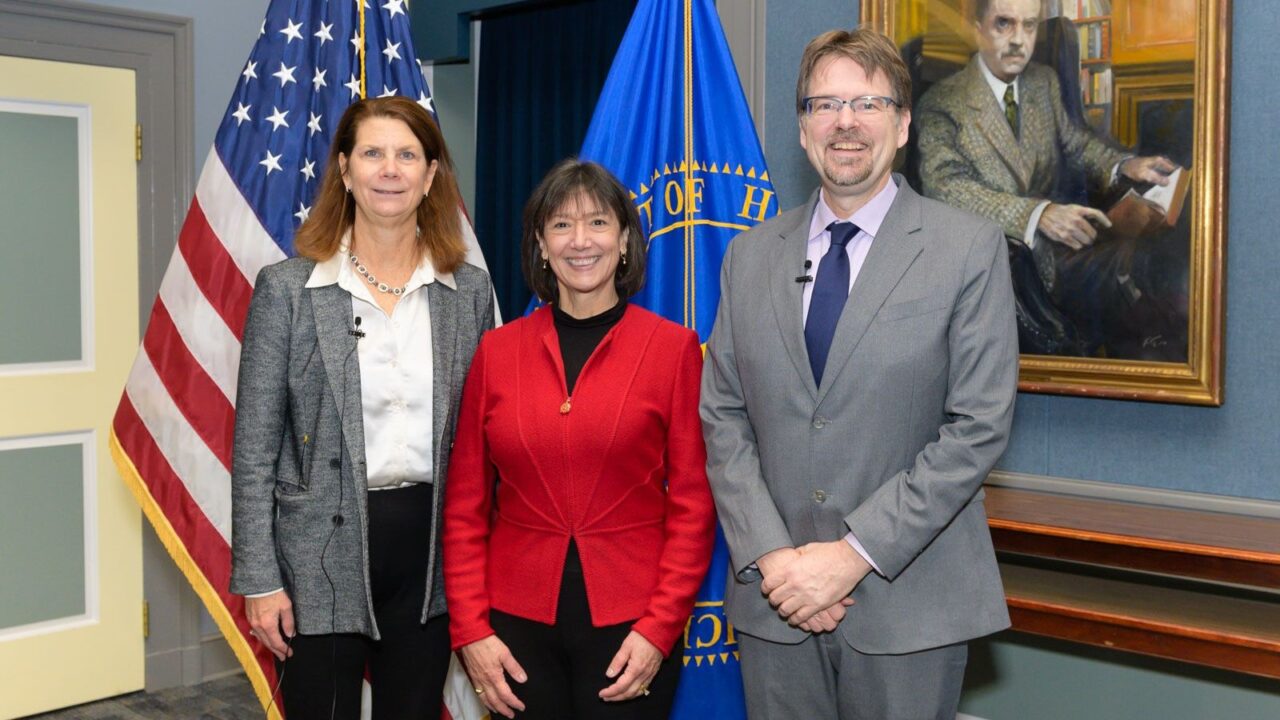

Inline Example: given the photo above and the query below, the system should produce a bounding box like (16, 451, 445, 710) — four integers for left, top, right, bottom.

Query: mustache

(827, 130, 870, 144)
(1001, 50, 1026, 59)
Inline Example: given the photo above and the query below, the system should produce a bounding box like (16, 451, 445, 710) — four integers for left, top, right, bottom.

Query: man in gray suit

(701, 27, 1018, 719)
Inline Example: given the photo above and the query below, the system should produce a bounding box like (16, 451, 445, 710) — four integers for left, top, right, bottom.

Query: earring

(620, 252, 628, 267)
(541, 258, 549, 271)
(345, 185, 351, 193)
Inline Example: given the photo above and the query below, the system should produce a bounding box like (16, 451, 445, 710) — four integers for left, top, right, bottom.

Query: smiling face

(975, 0, 1041, 83)
(539, 193, 625, 316)
(339, 116, 439, 230)
(798, 55, 909, 213)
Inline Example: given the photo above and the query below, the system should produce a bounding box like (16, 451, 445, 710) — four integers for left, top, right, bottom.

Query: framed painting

(863, 0, 1229, 404)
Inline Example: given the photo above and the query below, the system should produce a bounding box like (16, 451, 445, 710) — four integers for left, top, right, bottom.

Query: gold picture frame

(864, 0, 1229, 405)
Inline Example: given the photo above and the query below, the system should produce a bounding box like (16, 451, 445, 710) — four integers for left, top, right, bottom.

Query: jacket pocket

(876, 295, 949, 322)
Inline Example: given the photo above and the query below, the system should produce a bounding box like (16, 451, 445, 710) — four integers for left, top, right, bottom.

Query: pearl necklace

(348, 253, 408, 296)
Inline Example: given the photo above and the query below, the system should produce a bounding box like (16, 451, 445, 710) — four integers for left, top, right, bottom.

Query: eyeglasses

(802, 95, 899, 119)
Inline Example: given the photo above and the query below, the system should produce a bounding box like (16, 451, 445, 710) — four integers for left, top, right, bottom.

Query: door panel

(0, 54, 142, 718)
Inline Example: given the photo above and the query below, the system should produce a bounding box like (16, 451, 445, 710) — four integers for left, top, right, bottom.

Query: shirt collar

(304, 230, 457, 291)
(977, 55, 1019, 105)
(808, 178, 899, 244)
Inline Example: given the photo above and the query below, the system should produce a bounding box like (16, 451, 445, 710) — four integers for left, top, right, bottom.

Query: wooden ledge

(985, 485, 1280, 588)
(984, 485, 1280, 677)
(1001, 563, 1280, 679)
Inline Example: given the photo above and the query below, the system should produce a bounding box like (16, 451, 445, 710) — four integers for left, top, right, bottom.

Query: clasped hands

(460, 629, 662, 719)
(758, 542, 872, 634)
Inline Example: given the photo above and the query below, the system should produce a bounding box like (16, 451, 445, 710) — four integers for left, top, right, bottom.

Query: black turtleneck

(552, 300, 627, 395)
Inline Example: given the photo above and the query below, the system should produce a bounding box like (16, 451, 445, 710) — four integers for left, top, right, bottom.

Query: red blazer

(443, 305, 714, 655)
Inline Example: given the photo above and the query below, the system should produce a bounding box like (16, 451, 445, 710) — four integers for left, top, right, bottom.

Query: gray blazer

(229, 256, 494, 639)
(700, 179, 1017, 654)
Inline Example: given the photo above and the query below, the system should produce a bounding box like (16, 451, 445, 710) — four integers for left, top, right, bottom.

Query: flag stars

(231, 102, 252, 126)
(312, 68, 328, 91)
(279, 19, 304, 44)
(300, 159, 317, 181)
(272, 62, 298, 87)
(351, 32, 362, 53)
(378, 85, 398, 98)
(345, 74, 362, 99)
(259, 20, 265, 36)
(382, 0, 406, 19)
(242, 60, 258, 81)
(382, 39, 402, 63)
(265, 106, 290, 131)
(307, 112, 323, 136)
(295, 203, 312, 223)
(260, 150, 283, 175)
(314, 21, 334, 44)
(416, 92, 434, 113)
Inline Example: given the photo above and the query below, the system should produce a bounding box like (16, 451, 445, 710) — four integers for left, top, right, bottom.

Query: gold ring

(640, 685, 650, 697)
(474, 687, 485, 695)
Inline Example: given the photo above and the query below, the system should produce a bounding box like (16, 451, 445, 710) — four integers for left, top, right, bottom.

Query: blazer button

(329, 458, 341, 469)
(813, 490, 827, 504)
(812, 417, 828, 429)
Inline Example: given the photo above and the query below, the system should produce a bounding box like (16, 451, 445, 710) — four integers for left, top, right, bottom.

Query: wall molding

(716, 0, 767, 146)
(988, 470, 1280, 519)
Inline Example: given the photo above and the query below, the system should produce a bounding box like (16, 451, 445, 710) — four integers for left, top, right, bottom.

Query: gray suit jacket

(230, 256, 494, 639)
(700, 178, 1016, 654)
(916, 57, 1127, 243)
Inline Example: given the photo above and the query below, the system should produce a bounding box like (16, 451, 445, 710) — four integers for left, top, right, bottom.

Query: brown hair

(795, 27, 913, 115)
(294, 96, 466, 273)
(521, 159, 647, 305)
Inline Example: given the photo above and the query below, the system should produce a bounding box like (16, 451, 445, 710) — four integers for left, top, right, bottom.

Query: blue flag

(578, 1, 778, 716)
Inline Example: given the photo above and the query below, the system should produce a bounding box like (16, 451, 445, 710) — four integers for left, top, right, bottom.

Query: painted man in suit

(701, 27, 1019, 719)
(916, 0, 1178, 356)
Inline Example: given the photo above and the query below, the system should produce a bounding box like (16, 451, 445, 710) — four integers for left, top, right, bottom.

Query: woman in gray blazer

(229, 96, 494, 720)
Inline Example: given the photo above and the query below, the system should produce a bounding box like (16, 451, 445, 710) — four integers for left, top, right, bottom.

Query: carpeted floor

(25, 674, 264, 719)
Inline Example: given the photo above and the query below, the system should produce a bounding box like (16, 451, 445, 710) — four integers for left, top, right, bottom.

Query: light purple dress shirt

(802, 180, 899, 576)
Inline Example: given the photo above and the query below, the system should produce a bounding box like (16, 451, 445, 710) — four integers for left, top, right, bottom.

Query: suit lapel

(767, 196, 819, 401)
(310, 284, 368, 477)
(816, 179, 925, 405)
(428, 282, 459, 476)
(963, 59, 1032, 191)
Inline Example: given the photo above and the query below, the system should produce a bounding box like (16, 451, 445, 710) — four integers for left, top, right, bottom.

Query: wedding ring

(474, 687, 485, 695)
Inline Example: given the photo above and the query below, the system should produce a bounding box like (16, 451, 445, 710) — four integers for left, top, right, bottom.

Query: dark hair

(294, 96, 466, 273)
(521, 159, 647, 305)
(795, 27, 913, 115)
(972, 0, 1045, 22)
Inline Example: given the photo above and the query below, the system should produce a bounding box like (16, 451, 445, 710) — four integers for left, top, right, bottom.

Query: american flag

(108, 1, 489, 717)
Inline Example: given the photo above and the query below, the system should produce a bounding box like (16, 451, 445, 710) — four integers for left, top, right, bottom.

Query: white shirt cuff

(1024, 200, 1051, 250)
(843, 532, 882, 576)
(245, 588, 284, 598)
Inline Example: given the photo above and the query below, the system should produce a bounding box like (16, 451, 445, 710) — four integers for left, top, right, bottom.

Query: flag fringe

(109, 428, 283, 720)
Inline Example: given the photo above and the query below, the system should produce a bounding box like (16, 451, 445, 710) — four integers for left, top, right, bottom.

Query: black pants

(490, 543, 681, 720)
(277, 483, 451, 720)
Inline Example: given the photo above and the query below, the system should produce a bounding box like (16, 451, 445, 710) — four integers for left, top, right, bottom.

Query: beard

(820, 130, 874, 188)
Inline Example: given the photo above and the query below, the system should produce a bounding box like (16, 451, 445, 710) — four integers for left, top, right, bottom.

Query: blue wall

(766, 0, 1280, 502)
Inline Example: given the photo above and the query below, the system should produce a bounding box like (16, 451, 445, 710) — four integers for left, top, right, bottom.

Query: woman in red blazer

(444, 160, 715, 719)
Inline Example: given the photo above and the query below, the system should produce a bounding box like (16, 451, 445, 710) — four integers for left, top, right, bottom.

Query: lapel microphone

(349, 315, 365, 339)
(795, 259, 814, 284)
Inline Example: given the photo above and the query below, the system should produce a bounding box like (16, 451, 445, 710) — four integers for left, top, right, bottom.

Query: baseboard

(143, 644, 204, 691)
(957, 714, 989, 720)
(987, 470, 1280, 519)
(200, 633, 242, 680)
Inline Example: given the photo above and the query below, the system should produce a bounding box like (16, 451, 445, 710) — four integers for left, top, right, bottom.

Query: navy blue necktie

(805, 221, 860, 387)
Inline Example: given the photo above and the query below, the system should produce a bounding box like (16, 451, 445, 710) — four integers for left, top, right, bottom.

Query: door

(0, 54, 142, 718)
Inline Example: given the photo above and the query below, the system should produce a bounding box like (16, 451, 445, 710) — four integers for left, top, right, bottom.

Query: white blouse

(305, 243, 452, 489)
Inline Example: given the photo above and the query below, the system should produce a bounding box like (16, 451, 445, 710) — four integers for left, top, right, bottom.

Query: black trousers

(490, 543, 682, 720)
(277, 483, 451, 720)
